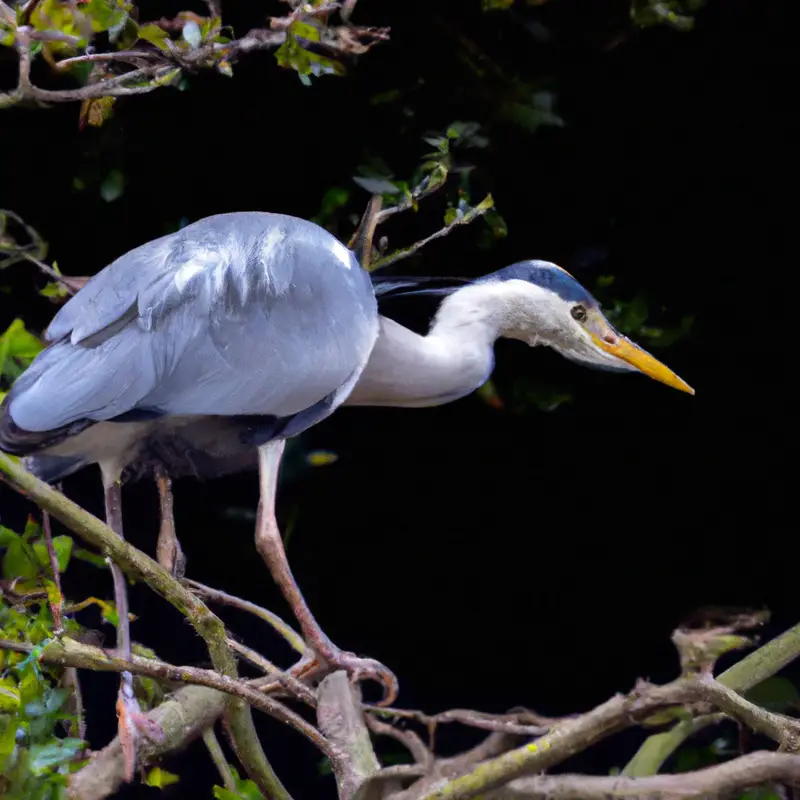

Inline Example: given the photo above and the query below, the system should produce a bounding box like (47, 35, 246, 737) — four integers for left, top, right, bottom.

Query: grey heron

(0, 211, 694, 712)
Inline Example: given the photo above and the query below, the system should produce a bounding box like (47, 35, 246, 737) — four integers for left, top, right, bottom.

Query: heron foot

(116, 680, 165, 782)
(295, 647, 399, 706)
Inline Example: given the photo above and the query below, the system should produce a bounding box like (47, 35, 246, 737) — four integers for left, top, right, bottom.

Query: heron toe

(296, 647, 399, 706)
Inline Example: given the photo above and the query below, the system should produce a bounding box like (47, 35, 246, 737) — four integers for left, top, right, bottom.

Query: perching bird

(0, 211, 694, 707)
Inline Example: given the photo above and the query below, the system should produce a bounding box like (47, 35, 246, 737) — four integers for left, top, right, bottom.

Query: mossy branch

(397, 673, 799, 800)
(623, 620, 800, 777)
(0, 451, 290, 800)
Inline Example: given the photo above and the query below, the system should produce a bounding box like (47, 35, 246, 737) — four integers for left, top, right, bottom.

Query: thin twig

(21, 253, 78, 295)
(370, 196, 494, 270)
(367, 715, 433, 767)
(365, 706, 552, 739)
(55, 51, 162, 69)
(374, 175, 448, 225)
(185, 578, 306, 655)
(61, 667, 87, 743)
(227, 638, 317, 706)
(0, 453, 291, 800)
(203, 726, 238, 792)
(41, 510, 64, 633)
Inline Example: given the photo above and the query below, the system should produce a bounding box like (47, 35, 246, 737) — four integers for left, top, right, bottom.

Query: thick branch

(68, 685, 226, 800)
(318, 671, 381, 800)
(488, 752, 800, 799)
(400, 674, 799, 800)
(0, 453, 288, 799)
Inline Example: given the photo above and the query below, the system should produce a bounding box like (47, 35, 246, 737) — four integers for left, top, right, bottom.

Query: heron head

(478, 261, 694, 395)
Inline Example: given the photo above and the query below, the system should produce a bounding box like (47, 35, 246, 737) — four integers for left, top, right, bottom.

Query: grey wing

(7, 212, 379, 434)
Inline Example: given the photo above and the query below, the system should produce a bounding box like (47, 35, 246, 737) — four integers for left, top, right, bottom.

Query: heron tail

(370, 273, 472, 300)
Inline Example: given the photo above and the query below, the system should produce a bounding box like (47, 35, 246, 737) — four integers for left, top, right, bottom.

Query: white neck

(344, 281, 540, 408)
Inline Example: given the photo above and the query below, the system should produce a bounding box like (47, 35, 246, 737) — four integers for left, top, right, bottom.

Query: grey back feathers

(1, 212, 379, 479)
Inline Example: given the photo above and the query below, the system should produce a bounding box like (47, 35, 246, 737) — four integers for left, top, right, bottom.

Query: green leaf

(745, 676, 800, 713)
(2, 537, 39, 579)
(72, 547, 107, 569)
(145, 766, 180, 788)
(213, 766, 266, 800)
(32, 535, 73, 574)
(137, 23, 171, 51)
(0, 680, 21, 713)
(0, 319, 44, 383)
(99, 169, 126, 203)
(82, 0, 127, 34)
(28, 737, 85, 775)
(39, 281, 70, 299)
(0, 524, 19, 545)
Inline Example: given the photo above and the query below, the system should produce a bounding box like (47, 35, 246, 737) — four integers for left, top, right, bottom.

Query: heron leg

(103, 480, 164, 782)
(154, 466, 186, 578)
(255, 440, 398, 706)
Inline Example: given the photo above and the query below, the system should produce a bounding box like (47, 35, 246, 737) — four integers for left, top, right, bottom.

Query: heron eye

(571, 304, 587, 322)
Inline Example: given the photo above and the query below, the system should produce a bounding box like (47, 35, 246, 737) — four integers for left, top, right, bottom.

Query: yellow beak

(590, 333, 695, 395)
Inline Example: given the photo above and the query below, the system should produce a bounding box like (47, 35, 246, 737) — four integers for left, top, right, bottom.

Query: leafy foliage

(212, 765, 266, 800)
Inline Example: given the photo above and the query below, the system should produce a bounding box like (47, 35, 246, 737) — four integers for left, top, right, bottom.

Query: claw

(292, 649, 398, 706)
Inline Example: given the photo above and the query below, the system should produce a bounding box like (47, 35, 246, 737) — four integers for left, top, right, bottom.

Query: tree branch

(0, 5, 390, 109)
(318, 671, 381, 800)
(369, 195, 494, 270)
(487, 752, 800, 799)
(397, 674, 800, 800)
(67, 685, 227, 800)
(185, 578, 306, 655)
(0, 636, 333, 756)
(624, 619, 800, 776)
(0, 453, 289, 800)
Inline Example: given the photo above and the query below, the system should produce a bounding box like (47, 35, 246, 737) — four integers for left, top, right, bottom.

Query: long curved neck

(344, 283, 517, 408)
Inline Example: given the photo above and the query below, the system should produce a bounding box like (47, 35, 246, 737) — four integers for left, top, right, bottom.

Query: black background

(0, 0, 794, 797)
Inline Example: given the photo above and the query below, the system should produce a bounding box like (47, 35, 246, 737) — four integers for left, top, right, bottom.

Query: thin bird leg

(103, 481, 163, 782)
(255, 440, 399, 706)
(154, 465, 186, 578)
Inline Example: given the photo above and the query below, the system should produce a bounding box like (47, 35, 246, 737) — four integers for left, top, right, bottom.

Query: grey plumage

(0, 212, 378, 481)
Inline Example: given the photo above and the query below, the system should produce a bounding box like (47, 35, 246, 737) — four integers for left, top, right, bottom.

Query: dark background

(1, 0, 793, 797)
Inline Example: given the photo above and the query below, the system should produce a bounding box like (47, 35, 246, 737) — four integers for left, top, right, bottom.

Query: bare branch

(318, 671, 381, 800)
(41, 510, 64, 633)
(203, 726, 238, 793)
(67, 685, 227, 800)
(185, 577, 306, 655)
(0, 453, 289, 800)
(370, 196, 494, 270)
(489, 752, 800, 799)
(366, 715, 434, 767)
(365, 706, 552, 739)
(397, 674, 800, 800)
(0, 636, 333, 756)
(374, 175, 448, 225)
(625, 619, 800, 776)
